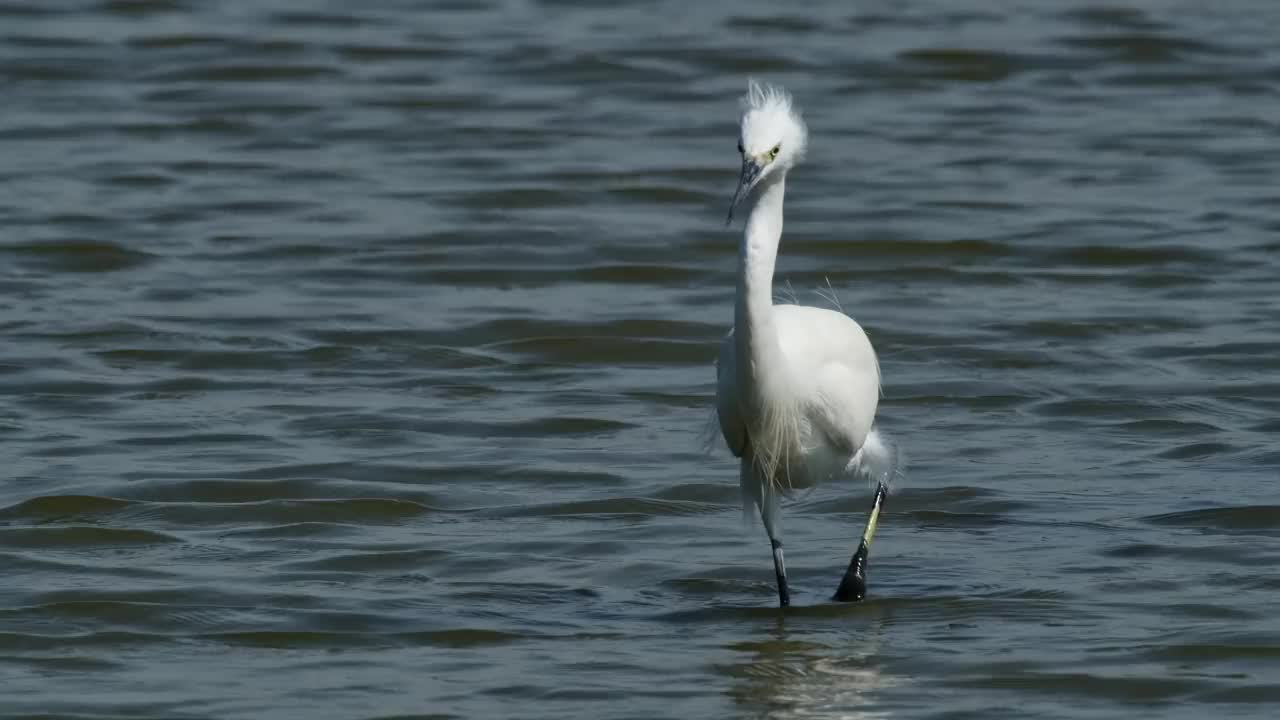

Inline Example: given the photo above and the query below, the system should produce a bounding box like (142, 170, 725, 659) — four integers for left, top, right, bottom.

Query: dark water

(3, 0, 1279, 717)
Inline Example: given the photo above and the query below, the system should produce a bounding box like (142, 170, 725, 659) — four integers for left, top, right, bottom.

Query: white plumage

(714, 80, 893, 607)
(716, 304, 880, 490)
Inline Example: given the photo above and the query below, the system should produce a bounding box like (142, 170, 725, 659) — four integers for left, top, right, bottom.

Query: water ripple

(1, 0, 1278, 717)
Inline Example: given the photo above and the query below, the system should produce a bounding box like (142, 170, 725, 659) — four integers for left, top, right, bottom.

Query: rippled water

(3, 1, 1279, 717)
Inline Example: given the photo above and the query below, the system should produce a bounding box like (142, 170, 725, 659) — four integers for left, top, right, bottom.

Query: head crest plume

(741, 78, 793, 115)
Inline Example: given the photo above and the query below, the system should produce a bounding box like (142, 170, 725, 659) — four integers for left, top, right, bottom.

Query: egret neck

(734, 173, 787, 405)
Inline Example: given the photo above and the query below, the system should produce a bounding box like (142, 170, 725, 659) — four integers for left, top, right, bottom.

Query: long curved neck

(734, 174, 787, 391)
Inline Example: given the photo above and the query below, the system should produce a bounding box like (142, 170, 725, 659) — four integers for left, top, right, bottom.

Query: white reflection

(724, 614, 899, 719)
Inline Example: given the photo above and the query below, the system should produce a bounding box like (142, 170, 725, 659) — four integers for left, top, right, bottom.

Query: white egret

(716, 80, 893, 608)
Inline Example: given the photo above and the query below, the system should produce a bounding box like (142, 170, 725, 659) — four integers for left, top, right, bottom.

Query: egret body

(715, 80, 893, 607)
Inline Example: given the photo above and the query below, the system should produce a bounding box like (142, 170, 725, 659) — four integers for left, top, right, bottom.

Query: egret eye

(769, 145, 781, 159)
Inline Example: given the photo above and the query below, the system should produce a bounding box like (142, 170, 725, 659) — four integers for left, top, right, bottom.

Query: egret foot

(771, 538, 790, 608)
(833, 482, 887, 602)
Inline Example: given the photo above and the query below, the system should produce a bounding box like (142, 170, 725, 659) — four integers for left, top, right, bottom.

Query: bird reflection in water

(721, 613, 897, 719)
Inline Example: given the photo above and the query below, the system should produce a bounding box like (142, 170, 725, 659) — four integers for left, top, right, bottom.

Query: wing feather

(715, 332, 747, 457)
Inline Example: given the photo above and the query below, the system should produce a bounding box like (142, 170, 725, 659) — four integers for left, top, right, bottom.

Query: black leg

(834, 482, 888, 602)
(771, 538, 790, 607)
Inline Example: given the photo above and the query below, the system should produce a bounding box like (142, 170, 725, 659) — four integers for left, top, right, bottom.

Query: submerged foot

(772, 539, 790, 607)
(833, 482, 888, 602)
(832, 540, 869, 602)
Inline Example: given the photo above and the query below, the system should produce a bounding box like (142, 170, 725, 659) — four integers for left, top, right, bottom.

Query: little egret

(715, 80, 893, 608)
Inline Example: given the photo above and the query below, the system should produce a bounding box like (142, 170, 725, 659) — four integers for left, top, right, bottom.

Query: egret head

(727, 79, 808, 224)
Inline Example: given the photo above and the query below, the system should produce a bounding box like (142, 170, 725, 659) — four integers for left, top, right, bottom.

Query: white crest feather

(742, 78, 793, 114)
(737, 78, 808, 163)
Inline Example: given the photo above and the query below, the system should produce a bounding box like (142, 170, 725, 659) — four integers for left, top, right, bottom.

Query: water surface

(2, 1, 1279, 718)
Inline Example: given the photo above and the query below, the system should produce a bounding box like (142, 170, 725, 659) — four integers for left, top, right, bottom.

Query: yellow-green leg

(833, 482, 888, 602)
